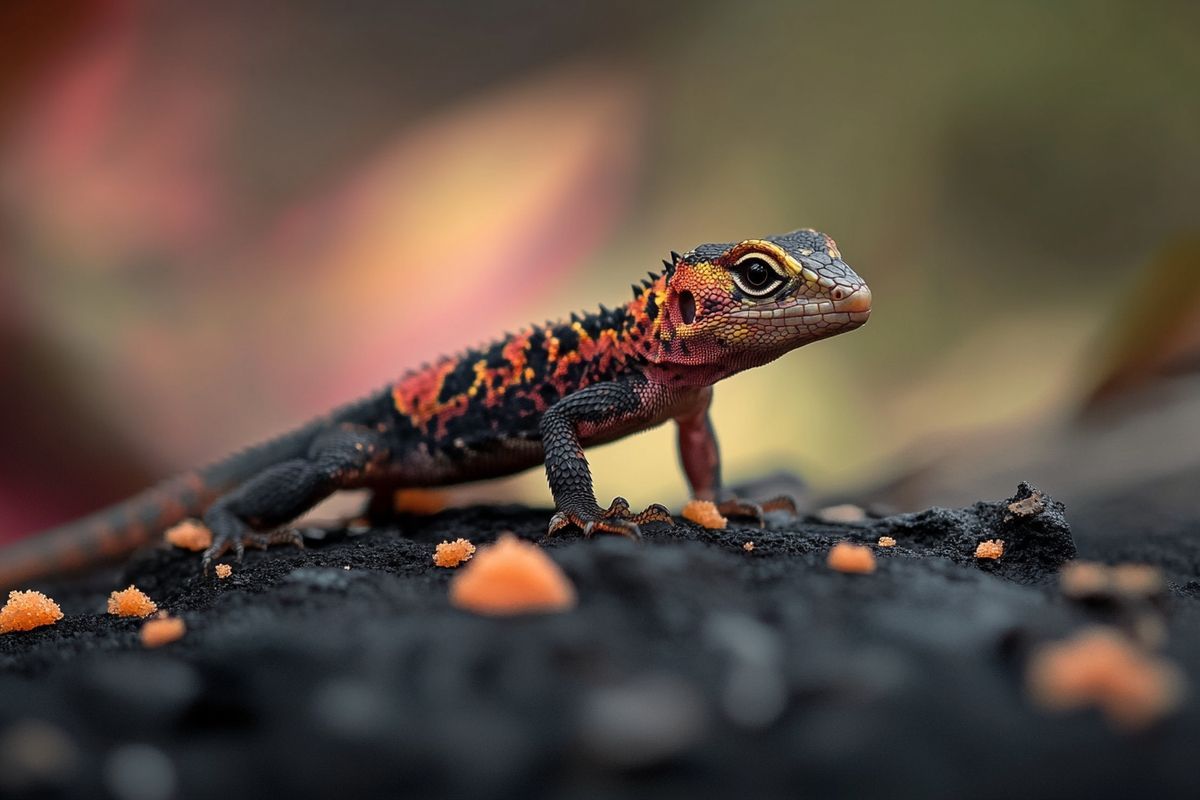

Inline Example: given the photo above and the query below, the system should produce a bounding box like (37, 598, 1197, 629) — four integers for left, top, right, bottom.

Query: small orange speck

(449, 533, 576, 615)
(107, 585, 158, 618)
(827, 542, 876, 574)
(434, 538, 477, 568)
(215, 564, 232, 579)
(140, 616, 186, 648)
(682, 499, 727, 529)
(0, 590, 64, 633)
(1027, 627, 1184, 730)
(975, 539, 1005, 559)
(877, 536, 897, 547)
(743, 541, 755, 552)
(165, 520, 212, 551)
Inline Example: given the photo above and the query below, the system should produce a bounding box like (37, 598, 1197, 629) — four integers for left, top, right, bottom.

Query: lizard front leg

(674, 389, 796, 527)
(540, 379, 674, 539)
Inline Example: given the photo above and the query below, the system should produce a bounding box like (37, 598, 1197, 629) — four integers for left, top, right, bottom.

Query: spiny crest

(662, 251, 682, 278)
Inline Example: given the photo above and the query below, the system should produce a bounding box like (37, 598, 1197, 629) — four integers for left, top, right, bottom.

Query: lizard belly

(376, 433, 547, 487)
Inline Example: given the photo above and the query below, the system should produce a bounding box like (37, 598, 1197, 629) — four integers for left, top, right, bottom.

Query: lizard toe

(631, 503, 674, 527)
(583, 518, 642, 540)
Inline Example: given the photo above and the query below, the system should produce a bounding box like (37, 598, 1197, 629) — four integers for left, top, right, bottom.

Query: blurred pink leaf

(5, 59, 646, 465)
(5, 2, 229, 265)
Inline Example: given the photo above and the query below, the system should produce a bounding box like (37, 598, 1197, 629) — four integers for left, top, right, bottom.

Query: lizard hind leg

(200, 425, 389, 572)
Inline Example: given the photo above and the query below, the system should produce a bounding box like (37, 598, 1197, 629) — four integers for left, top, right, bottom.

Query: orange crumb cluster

(743, 541, 755, 552)
(165, 520, 213, 551)
(1027, 627, 1184, 730)
(394, 488, 447, 515)
(434, 538, 476, 568)
(215, 564, 233, 579)
(141, 615, 186, 648)
(877, 536, 896, 547)
(107, 586, 158, 618)
(0, 590, 64, 633)
(975, 539, 1005, 559)
(681, 500, 727, 529)
(449, 533, 576, 615)
(827, 542, 876, 574)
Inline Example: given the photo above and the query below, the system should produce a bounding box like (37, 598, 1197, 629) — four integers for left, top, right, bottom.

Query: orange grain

(165, 520, 212, 551)
(107, 585, 158, 618)
(449, 533, 575, 615)
(681, 499, 727, 529)
(827, 542, 876, 574)
(140, 616, 186, 648)
(975, 539, 1004, 559)
(394, 488, 447, 515)
(434, 538, 476, 568)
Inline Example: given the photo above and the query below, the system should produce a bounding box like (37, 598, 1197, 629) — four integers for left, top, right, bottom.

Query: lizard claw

(548, 511, 572, 536)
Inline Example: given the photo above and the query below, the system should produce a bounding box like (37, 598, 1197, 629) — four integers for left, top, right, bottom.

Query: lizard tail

(0, 422, 325, 592)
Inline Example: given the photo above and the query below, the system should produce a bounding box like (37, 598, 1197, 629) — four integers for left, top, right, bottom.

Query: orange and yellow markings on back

(390, 311, 645, 438)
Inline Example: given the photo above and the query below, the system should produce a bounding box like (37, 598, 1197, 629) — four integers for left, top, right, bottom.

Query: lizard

(0, 229, 871, 589)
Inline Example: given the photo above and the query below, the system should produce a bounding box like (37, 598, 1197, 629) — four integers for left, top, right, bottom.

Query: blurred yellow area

(1, 0, 1197, 536)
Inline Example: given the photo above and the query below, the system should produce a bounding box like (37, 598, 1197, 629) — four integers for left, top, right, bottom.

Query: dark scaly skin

(0, 230, 871, 587)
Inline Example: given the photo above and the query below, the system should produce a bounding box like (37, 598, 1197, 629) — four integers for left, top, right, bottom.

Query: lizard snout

(833, 284, 872, 316)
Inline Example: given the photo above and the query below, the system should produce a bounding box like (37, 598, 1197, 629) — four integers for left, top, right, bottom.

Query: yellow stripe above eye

(733, 241, 799, 276)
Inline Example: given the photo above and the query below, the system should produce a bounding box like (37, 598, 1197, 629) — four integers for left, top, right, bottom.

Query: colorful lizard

(0, 230, 870, 588)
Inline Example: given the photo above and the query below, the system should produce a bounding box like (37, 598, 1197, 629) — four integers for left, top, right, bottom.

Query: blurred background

(2, 0, 1198, 544)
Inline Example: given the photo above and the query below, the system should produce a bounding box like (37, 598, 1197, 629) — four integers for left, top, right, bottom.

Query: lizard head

(639, 229, 871, 383)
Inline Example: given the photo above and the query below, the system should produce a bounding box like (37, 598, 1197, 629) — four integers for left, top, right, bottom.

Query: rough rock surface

(2, 483, 1198, 799)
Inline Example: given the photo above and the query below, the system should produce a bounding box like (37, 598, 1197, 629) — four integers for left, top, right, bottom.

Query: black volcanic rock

(1, 484, 1198, 800)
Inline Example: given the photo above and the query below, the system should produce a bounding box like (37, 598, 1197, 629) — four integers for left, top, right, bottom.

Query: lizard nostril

(831, 288, 845, 301)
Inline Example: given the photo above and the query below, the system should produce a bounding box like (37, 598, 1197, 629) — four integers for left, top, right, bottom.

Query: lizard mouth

(731, 285, 871, 329)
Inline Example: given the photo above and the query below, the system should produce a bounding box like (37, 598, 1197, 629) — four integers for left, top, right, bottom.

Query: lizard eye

(730, 254, 788, 298)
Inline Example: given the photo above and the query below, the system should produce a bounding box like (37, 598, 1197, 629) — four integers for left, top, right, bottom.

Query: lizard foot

(547, 496, 675, 540)
(201, 527, 304, 574)
(715, 495, 798, 528)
